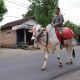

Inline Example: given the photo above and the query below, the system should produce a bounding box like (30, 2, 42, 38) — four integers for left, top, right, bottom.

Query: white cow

(31, 24, 75, 70)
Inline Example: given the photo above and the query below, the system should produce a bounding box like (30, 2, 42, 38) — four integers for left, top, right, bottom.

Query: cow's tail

(72, 49, 75, 58)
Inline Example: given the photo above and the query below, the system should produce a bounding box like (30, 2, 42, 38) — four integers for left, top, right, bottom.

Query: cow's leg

(55, 43, 63, 67)
(65, 44, 73, 64)
(41, 51, 49, 70)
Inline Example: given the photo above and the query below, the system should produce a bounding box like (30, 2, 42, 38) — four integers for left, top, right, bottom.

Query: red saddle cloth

(55, 27, 74, 41)
(62, 27, 74, 40)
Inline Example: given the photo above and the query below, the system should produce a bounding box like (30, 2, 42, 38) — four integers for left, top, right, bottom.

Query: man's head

(55, 7, 60, 15)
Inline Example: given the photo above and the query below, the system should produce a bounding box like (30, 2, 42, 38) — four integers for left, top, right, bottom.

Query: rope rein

(35, 31, 49, 48)
(34, 24, 59, 50)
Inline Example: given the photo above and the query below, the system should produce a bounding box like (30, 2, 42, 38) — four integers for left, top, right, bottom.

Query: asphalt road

(0, 46, 80, 80)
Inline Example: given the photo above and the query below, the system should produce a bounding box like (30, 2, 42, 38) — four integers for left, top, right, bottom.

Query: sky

(0, 0, 31, 26)
(0, 0, 80, 26)
(59, 0, 80, 25)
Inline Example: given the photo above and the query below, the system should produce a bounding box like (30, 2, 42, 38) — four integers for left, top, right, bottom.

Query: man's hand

(51, 23, 55, 27)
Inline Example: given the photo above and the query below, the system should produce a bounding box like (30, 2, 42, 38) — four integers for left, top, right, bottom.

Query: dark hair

(55, 7, 60, 11)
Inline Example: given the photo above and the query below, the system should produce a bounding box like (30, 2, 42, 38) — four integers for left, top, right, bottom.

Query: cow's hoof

(66, 62, 70, 65)
(66, 61, 73, 65)
(59, 63, 63, 67)
(70, 61, 73, 64)
(41, 67, 45, 71)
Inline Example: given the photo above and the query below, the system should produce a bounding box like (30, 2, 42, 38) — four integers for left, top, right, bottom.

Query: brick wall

(0, 28, 17, 48)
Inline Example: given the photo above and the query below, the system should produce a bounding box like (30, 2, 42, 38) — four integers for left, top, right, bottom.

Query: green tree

(24, 0, 59, 27)
(0, 0, 7, 21)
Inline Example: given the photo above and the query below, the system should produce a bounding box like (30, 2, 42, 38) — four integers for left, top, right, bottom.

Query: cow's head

(31, 24, 44, 41)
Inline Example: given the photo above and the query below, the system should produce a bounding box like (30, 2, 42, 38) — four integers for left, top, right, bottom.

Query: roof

(1, 16, 35, 30)
(12, 19, 37, 30)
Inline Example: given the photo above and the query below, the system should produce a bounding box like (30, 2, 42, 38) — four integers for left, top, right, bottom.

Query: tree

(24, 0, 59, 27)
(0, 0, 7, 21)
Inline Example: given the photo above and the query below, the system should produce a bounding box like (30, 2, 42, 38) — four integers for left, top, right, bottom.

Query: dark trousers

(60, 35, 64, 46)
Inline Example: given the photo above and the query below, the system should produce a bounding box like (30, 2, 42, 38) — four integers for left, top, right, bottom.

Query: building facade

(0, 17, 37, 48)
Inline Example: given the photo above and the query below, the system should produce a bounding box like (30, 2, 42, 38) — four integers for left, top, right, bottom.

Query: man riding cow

(51, 7, 64, 48)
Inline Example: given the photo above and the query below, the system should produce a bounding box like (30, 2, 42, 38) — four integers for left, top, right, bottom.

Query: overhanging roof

(12, 20, 37, 30)
(1, 16, 35, 30)
(12, 24, 32, 30)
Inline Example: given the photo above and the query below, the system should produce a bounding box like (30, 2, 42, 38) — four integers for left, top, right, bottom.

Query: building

(0, 17, 37, 48)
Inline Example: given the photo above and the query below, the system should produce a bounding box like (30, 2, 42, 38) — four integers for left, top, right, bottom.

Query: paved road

(0, 46, 80, 80)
